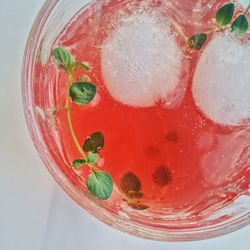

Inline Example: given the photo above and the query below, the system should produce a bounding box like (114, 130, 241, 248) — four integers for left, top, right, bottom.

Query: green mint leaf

(72, 159, 85, 168)
(69, 61, 91, 72)
(187, 33, 207, 50)
(87, 152, 99, 164)
(216, 3, 235, 26)
(231, 15, 249, 36)
(53, 47, 75, 71)
(69, 82, 96, 105)
(87, 170, 113, 200)
(83, 132, 104, 153)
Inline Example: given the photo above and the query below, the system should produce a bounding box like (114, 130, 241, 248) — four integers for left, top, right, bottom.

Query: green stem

(243, 3, 250, 16)
(92, 166, 100, 175)
(171, 20, 187, 40)
(65, 74, 87, 162)
(206, 25, 228, 35)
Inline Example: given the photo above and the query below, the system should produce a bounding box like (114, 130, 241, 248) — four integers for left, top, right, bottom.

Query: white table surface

(0, 0, 249, 249)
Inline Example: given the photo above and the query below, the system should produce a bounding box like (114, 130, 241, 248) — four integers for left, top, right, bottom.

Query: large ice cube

(192, 33, 250, 126)
(200, 129, 250, 186)
(238, 0, 249, 8)
(101, 12, 183, 107)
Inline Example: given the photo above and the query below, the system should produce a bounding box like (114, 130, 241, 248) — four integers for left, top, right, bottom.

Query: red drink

(34, 0, 250, 218)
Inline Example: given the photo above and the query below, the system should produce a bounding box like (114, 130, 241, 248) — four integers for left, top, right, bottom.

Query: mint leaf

(187, 33, 207, 50)
(216, 3, 235, 26)
(87, 171, 113, 200)
(87, 152, 99, 164)
(53, 47, 75, 71)
(53, 47, 91, 73)
(231, 15, 249, 36)
(120, 172, 141, 194)
(72, 159, 85, 168)
(83, 132, 104, 153)
(69, 82, 96, 105)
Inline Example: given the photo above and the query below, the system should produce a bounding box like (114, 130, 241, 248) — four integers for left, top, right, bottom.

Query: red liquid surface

(34, 0, 250, 216)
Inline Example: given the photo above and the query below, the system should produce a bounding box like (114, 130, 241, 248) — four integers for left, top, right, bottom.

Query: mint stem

(243, 3, 250, 15)
(92, 166, 100, 175)
(206, 25, 228, 34)
(171, 20, 187, 39)
(65, 74, 87, 162)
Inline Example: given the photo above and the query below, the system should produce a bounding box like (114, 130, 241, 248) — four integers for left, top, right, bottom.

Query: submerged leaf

(187, 33, 208, 50)
(127, 201, 149, 210)
(83, 132, 104, 153)
(120, 172, 142, 194)
(126, 190, 144, 199)
(152, 165, 172, 187)
(69, 82, 96, 105)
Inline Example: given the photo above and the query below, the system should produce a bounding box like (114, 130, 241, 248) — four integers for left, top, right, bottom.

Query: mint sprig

(53, 47, 113, 200)
(186, 2, 249, 50)
(53, 47, 90, 73)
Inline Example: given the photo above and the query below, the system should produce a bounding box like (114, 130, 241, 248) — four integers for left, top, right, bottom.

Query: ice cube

(238, 0, 249, 8)
(101, 12, 183, 107)
(201, 129, 250, 186)
(192, 33, 250, 126)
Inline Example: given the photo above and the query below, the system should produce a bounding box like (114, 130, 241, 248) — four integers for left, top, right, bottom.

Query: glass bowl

(22, 0, 250, 241)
